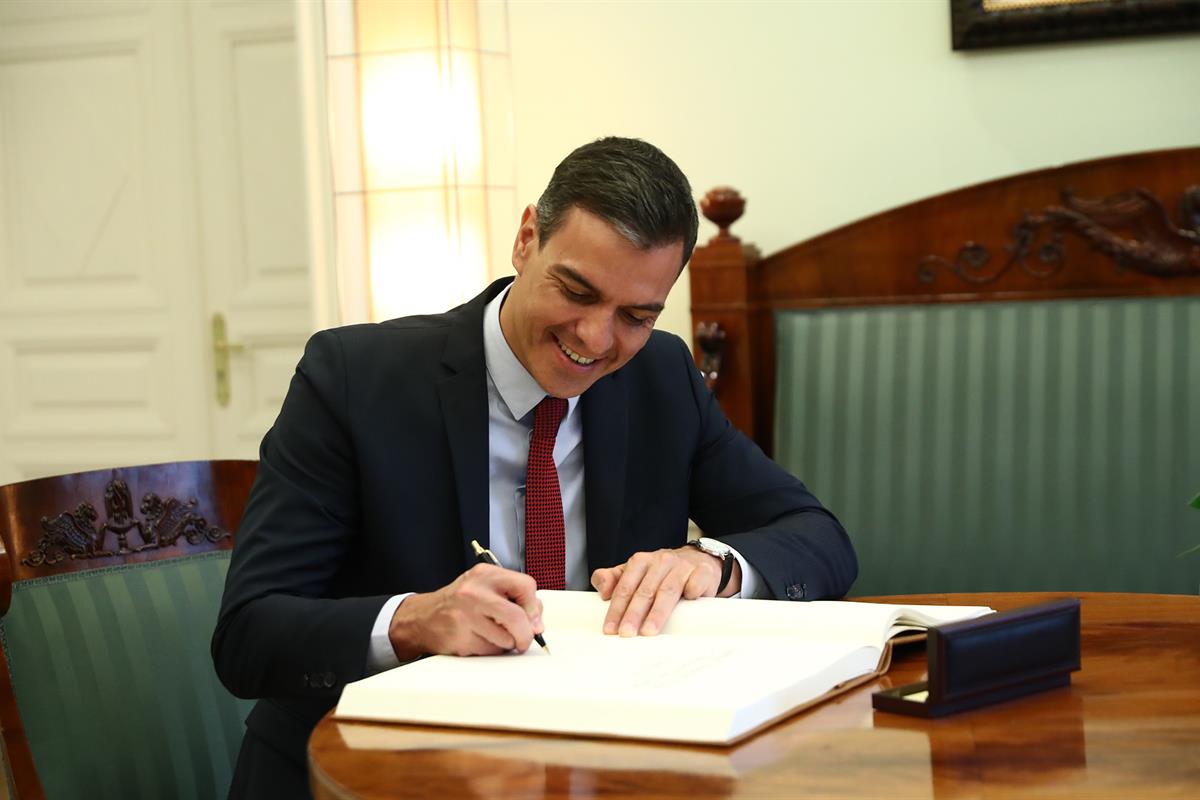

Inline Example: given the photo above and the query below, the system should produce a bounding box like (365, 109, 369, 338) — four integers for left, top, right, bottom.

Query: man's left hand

(590, 545, 742, 637)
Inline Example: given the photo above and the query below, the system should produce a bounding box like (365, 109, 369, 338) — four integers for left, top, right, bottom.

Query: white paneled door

(0, 0, 312, 484)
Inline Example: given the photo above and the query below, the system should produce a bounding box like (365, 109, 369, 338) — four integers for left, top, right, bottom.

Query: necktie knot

(532, 396, 568, 438)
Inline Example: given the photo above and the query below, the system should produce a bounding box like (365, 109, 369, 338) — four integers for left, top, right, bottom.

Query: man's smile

(556, 337, 597, 366)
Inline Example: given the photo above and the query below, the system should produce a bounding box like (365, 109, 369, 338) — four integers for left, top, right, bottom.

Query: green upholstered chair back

(0, 553, 253, 799)
(774, 298, 1200, 597)
(687, 149, 1200, 599)
(0, 461, 257, 800)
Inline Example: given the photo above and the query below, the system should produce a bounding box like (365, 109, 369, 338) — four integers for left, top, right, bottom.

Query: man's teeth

(558, 341, 596, 365)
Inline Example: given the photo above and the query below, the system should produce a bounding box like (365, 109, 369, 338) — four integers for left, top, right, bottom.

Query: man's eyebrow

(551, 265, 600, 295)
(552, 264, 665, 314)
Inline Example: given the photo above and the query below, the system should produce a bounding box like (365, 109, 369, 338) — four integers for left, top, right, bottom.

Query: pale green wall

(507, 0, 1200, 341)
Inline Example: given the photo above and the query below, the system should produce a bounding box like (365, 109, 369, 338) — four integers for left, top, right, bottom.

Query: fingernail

(619, 624, 636, 637)
(603, 622, 617, 635)
(640, 622, 657, 636)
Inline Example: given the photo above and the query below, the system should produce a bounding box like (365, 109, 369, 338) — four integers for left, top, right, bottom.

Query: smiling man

(213, 137, 857, 799)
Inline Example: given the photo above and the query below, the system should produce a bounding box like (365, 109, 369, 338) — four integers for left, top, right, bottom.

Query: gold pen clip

(470, 539, 499, 565)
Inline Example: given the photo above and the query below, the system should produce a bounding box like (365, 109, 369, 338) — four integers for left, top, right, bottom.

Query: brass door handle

(212, 313, 246, 407)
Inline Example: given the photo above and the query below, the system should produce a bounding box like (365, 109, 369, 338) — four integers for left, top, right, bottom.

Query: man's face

(500, 205, 682, 399)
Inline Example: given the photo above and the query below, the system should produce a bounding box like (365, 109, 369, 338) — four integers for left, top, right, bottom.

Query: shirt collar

(483, 285, 581, 422)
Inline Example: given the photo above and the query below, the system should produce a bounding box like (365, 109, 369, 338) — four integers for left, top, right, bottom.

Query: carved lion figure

(23, 504, 101, 566)
(140, 493, 229, 547)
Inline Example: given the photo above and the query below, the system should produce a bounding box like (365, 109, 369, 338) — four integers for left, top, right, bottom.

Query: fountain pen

(470, 539, 551, 654)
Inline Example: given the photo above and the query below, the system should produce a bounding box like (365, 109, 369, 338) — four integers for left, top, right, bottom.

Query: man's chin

(534, 367, 604, 399)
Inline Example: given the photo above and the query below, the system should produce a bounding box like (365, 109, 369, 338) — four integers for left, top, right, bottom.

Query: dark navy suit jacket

(212, 278, 856, 788)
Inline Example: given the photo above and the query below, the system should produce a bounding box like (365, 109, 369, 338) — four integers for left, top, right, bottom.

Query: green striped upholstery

(0, 551, 252, 800)
(775, 298, 1200, 597)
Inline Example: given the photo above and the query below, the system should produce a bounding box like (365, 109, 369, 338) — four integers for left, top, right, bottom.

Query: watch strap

(690, 538, 735, 595)
(715, 552, 734, 594)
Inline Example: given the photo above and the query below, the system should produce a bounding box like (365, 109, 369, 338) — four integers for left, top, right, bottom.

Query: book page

(355, 631, 870, 707)
(883, 604, 997, 640)
(538, 590, 993, 648)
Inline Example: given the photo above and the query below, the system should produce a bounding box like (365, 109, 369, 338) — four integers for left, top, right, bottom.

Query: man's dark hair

(536, 137, 699, 270)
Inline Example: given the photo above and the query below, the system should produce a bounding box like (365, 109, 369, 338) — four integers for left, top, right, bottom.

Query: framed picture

(951, 0, 1200, 50)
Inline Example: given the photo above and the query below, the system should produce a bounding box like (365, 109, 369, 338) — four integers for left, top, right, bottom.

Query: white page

(538, 590, 992, 644)
(351, 631, 870, 705)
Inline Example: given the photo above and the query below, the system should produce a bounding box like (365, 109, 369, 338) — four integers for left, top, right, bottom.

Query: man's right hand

(387, 564, 543, 662)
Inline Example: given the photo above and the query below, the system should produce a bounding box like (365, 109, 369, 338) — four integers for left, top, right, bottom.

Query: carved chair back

(689, 148, 1200, 596)
(0, 460, 258, 800)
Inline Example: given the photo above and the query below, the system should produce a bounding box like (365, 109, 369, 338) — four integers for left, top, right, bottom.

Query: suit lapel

(582, 370, 628, 573)
(434, 277, 630, 575)
(436, 279, 511, 570)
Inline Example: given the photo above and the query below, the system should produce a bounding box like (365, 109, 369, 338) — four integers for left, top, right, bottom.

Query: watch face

(698, 538, 731, 558)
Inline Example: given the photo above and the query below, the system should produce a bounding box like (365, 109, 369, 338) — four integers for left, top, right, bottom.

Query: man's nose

(576, 309, 615, 356)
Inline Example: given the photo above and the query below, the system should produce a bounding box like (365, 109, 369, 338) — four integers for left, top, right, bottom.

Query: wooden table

(308, 592, 1200, 799)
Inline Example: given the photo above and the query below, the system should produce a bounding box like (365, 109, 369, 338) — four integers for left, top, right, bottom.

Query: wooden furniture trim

(689, 147, 1200, 454)
(0, 460, 255, 587)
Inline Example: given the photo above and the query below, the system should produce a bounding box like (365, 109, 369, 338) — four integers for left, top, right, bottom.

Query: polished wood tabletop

(308, 592, 1200, 799)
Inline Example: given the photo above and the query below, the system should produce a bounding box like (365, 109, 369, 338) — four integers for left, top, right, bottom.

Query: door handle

(212, 312, 246, 407)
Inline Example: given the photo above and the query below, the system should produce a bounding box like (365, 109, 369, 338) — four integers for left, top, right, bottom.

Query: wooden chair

(0, 460, 258, 799)
(690, 148, 1200, 597)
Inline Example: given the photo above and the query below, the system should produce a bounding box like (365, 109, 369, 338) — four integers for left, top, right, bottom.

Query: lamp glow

(325, 0, 512, 324)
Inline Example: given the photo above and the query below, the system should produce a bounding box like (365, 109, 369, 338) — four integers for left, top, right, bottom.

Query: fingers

(486, 565, 544, 638)
(457, 624, 509, 655)
(600, 547, 725, 637)
(682, 566, 711, 600)
(640, 561, 693, 636)
(590, 563, 624, 599)
(459, 630, 509, 657)
(602, 554, 653, 635)
(396, 564, 542, 657)
(473, 608, 525, 652)
(466, 565, 540, 652)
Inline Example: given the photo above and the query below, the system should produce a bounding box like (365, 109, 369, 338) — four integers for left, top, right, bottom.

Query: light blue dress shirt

(366, 287, 762, 671)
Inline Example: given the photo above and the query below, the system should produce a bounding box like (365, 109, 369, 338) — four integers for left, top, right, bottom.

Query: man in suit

(213, 137, 857, 798)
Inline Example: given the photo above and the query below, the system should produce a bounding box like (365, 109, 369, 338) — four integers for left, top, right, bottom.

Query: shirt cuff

(366, 593, 411, 675)
(727, 546, 768, 599)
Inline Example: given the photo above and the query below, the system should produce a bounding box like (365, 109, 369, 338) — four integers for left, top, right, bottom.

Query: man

(213, 137, 857, 798)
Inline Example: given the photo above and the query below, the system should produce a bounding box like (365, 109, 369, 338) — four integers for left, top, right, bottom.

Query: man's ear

(511, 204, 538, 275)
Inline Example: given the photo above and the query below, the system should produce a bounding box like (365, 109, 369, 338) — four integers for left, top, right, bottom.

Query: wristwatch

(688, 537, 734, 594)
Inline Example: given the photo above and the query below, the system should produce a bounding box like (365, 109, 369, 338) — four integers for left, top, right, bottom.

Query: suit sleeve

(680, 339, 858, 600)
(212, 329, 391, 700)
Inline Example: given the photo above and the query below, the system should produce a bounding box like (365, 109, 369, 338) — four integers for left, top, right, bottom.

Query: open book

(335, 591, 993, 745)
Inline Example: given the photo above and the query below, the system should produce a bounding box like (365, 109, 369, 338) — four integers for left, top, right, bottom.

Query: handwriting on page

(625, 644, 740, 690)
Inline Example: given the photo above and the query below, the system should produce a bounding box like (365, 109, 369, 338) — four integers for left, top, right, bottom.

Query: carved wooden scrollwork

(21, 475, 230, 567)
(696, 322, 727, 390)
(919, 185, 1200, 285)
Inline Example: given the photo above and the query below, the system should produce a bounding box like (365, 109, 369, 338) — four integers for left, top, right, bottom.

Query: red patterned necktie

(525, 396, 568, 590)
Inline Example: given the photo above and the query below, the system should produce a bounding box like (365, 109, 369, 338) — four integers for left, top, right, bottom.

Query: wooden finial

(700, 187, 745, 243)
